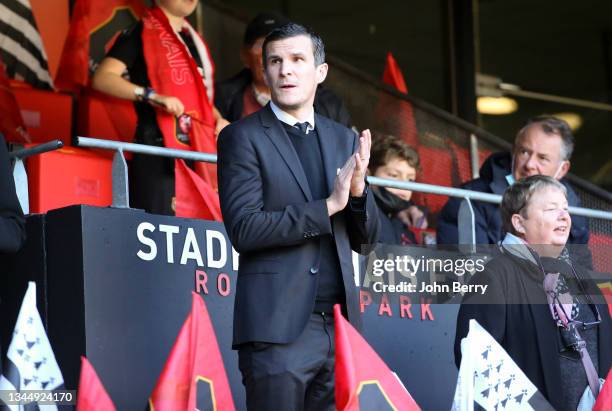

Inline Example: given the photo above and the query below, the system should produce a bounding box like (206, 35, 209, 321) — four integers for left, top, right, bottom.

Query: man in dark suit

(217, 23, 379, 410)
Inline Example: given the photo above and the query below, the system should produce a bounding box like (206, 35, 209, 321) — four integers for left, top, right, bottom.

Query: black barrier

(2, 206, 464, 410)
(7, 140, 64, 160)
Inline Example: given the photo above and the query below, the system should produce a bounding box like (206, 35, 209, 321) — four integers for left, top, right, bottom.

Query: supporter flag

(148, 292, 235, 411)
(381, 52, 417, 145)
(0, 282, 66, 409)
(174, 159, 222, 222)
(334, 304, 421, 411)
(76, 357, 116, 411)
(593, 367, 612, 411)
(55, 0, 145, 92)
(55, 0, 144, 142)
(0, 0, 54, 89)
(382, 52, 408, 94)
(0, 60, 30, 143)
(452, 320, 555, 411)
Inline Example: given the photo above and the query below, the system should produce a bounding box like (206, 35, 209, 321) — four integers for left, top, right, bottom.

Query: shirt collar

(270, 101, 315, 134)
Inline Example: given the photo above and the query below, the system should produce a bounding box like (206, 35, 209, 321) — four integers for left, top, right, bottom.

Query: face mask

(372, 186, 412, 214)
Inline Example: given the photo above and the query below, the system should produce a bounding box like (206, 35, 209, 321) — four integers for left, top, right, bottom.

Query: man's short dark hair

(262, 23, 325, 67)
(515, 115, 575, 161)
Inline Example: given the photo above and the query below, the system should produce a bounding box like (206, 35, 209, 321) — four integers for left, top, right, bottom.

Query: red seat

(27, 146, 112, 213)
(589, 232, 612, 273)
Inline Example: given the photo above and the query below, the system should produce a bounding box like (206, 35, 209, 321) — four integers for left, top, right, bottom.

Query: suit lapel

(260, 105, 312, 201)
(315, 114, 343, 196)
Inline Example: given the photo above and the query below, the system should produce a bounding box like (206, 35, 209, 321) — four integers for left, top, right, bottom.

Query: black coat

(454, 252, 612, 411)
(374, 201, 417, 245)
(218, 105, 379, 347)
(0, 135, 25, 253)
(214, 68, 353, 128)
(436, 152, 592, 268)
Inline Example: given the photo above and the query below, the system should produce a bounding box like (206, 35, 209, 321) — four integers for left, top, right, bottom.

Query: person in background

(0, 134, 25, 253)
(92, 0, 228, 215)
(214, 12, 353, 128)
(437, 115, 591, 268)
(454, 175, 611, 411)
(369, 133, 428, 245)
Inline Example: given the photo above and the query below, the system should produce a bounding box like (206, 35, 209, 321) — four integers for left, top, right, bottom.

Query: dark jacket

(373, 197, 417, 245)
(218, 105, 379, 347)
(0, 135, 25, 253)
(214, 68, 353, 128)
(454, 251, 612, 411)
(436, 152, 592, 267)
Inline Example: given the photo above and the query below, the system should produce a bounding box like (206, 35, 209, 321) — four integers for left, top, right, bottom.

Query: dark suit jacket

(218, 105, 379, 347)
(454, 252, 612, 410)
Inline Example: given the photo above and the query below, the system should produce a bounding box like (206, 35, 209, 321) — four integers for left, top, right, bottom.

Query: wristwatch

(134, 86, 156, 102)
(134, 86, 145, 101)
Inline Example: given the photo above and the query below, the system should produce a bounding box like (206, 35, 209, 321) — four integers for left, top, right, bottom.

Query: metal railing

(74, 137, 612, 247)
(76, 137, 217, 208)
(10, 140, 64, 214)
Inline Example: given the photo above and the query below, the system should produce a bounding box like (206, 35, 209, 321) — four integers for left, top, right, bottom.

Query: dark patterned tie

(294, 122, 310, 134)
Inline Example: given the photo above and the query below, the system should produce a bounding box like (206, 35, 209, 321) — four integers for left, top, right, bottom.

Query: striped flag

(0, 281, 66, 410)
(0, 0, 53, 89)
(452, 320, 555, 411)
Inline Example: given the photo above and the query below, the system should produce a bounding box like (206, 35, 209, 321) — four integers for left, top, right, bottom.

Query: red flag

(77, 89, 137, 143)
(55, 0, 145, 92)
(334, 304, 421, 411)
(0, 61, 30, 143)
(148, 292, 235, 411)
(382, 52, 408, 94)
(174, 159, 222, 222)
(380, 52, 417, 145)
(76, 357, 117, 411)
(599, 282, 612, 318)
(593, 367, 612, 411)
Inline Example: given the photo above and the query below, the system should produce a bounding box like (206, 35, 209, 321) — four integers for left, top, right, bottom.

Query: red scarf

(141, 6, 216, 187)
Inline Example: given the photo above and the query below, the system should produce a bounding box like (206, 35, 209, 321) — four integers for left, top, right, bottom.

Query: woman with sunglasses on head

(454, 175, 612, 411)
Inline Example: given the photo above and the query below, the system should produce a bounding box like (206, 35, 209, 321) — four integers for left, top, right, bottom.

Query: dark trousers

(238, 312, 336, 411)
